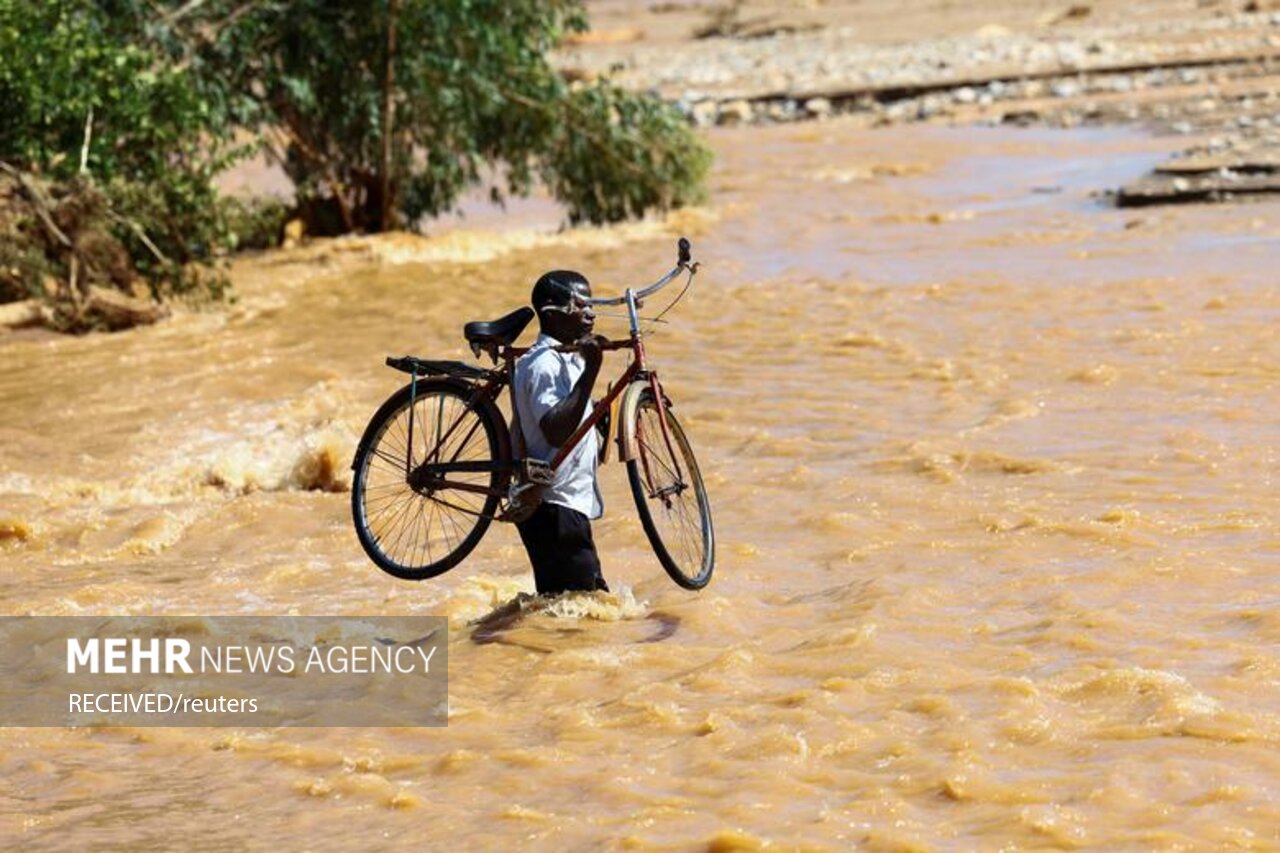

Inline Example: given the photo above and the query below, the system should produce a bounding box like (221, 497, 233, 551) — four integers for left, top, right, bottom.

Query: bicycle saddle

(463, 307, 535, 346)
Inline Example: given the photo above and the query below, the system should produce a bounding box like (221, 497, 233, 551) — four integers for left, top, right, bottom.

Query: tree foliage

(0, 0, 711, 323)
(4, 2, 193, 180)
(140, 0, 710, 232)
(546, 82, 711, 225)
(0, 0, 241, 307)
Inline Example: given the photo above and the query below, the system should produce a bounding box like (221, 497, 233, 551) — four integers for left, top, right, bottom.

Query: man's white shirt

(513, 333, 603, 519)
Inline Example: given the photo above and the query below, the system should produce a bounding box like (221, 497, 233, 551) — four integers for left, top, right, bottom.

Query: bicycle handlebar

(586, 237, 698, 307)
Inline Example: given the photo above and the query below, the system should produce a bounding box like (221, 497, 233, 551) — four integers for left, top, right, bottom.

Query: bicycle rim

(352, 382, 501, 580)
(627, 394, 714, 589)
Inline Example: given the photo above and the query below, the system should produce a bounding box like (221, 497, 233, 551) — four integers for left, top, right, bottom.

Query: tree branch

(79, 107, 94, 175)
(106, 209, 172, 267)
(0, 160, 73, 248)
(162, 0, 212, 23)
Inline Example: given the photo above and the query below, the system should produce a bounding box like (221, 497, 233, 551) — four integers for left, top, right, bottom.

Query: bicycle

(350, 238, 715, 590)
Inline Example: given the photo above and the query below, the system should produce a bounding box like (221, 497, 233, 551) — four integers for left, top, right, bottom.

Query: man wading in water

(511, 270, 610, 595)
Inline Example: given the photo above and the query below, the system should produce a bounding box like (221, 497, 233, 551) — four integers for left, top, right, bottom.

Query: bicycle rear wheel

(351, 379, 507, 580)
(626, 391, 714, 589)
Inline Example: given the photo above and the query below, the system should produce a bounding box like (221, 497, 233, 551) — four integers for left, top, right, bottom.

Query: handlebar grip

(677, 237, 691, 265)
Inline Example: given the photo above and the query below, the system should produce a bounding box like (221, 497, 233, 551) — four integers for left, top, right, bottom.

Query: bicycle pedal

(522, 459, 555, 486)
(499, 481, 545, 523)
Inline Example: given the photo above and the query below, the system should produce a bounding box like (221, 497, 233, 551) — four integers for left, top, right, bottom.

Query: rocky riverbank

(564, 0, 1280, 205)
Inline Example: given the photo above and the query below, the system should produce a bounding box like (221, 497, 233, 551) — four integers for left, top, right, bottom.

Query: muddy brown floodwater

(2, 120, 1278, 849)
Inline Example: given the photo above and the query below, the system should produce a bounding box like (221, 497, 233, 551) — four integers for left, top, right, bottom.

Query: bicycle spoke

(434, 394, 446, 462)
(392, 410, 411, 470)
(370, 443, 407, 470)
(444, 497, 475, 528)
(364, 489, 411, 516)
(674, 493, 700, 570)
(403, 497, 427, 567)
(372, 492, 417, 547)
(429, 494, 488, 519)
(439, 501, 456, 553)
(367, 484, 416, 525)
(422, 498, 439, 566)
(416, 498, 437, 567)
(386, 494, 427, 560)
(637, 414, 681, 485)
(420, 394, 447, 464)
(397, 497, 431, 564)
(362, 483, 410, 501)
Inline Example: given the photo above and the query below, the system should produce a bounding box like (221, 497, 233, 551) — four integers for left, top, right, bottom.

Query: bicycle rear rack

(385, 356, 493, 380)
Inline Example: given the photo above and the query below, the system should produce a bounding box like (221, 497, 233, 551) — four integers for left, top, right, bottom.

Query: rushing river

(2, 121, 1278, 849)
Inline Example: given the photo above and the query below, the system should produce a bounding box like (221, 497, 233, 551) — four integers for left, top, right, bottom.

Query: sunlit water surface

(1, 121, 1278, 849)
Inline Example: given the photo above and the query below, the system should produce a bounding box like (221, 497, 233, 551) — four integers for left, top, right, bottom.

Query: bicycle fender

(616, 380, 670, 463)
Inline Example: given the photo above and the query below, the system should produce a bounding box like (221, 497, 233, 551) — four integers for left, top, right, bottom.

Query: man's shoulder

(515, 349, 561, 402)
(516, 340, 560, 380)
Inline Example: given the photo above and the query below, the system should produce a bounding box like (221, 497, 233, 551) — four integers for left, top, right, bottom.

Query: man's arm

(539, 335, 604, 446)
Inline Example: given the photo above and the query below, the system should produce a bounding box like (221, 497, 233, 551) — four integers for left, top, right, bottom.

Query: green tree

(0, 0, 240, 303)
(1, 0, 710, 324)
(0, 0, 226, 183)
(145, 0, 710, 232)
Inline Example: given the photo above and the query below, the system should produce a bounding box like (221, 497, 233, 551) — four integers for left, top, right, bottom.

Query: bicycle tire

(626, 391, 715, 589)
(351, 378, 507, 580)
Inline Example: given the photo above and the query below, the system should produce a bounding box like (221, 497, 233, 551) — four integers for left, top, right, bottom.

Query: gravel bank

(564, 1, 1280, 204)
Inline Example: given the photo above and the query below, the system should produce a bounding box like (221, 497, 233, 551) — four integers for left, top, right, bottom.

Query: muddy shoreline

(564, 0, 1280, 205)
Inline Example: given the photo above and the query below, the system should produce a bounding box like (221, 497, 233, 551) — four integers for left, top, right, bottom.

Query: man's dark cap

(532, 270, 589, 310)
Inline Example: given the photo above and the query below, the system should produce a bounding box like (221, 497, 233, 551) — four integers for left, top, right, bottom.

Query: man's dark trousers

(516, 502, 609, 595)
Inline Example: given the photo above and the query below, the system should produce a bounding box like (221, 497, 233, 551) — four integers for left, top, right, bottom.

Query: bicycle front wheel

(626, 391, 715, 589)
(351, 379, 506, 580)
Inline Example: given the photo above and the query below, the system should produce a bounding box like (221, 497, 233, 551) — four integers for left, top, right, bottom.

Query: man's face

(543, 280, 595, 341)
(566, 280, 595, 337)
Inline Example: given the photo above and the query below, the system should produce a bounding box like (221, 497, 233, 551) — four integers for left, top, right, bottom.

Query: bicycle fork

(625, 295, 687, 507)
(641, 370, 688, 508)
